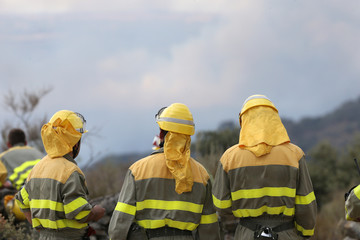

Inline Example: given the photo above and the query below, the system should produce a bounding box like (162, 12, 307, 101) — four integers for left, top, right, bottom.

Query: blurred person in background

(0, 128, 43, 219)
(109, 103, 220, 240)
(212, 95, 317, 240)
(15, 110, 105, 240)
(345, 180, 360, 221)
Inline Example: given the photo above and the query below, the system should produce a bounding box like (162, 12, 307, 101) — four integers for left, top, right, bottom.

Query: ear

(7, 142, 12, 148)
(24, 140, 27, 146)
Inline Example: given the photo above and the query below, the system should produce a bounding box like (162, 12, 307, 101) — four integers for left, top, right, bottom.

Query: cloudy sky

(1, 0, 360, 164)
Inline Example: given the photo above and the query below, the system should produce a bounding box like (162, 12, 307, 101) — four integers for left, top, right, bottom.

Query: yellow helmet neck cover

(41, 110, 85, 158)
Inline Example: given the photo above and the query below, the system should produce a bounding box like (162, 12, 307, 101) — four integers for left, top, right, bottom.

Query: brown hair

(8, 128, 26, 146)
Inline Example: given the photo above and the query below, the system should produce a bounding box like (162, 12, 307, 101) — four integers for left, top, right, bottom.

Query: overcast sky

(1, 0, 360, 164)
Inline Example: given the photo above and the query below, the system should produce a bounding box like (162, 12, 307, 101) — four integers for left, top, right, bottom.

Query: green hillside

(283, 96, 360, 152)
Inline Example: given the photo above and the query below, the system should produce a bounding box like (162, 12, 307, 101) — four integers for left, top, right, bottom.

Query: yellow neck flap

(41, 118, 82, 158)
(239, 106, 290, 157)
(164, 132, 193, 194)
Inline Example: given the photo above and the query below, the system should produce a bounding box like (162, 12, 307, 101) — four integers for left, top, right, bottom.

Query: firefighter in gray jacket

(109, 103, 220, 240)
(212, 95, 317, 239)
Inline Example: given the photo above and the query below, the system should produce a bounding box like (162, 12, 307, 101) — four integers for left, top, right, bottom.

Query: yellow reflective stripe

(295, 222, 314, 236)
(30, 199, 64, 212)
(137, 218, 198, 231)
(32, 218, 88, 229)
(75, 210, 91, 220)
(232, 187, 296, 200)
(295, 192, 316, 205)
(136, 199, 203, 213)
(233, 205, 295, 218)
(200, 213, 218, 224)
(9, 159, 41, 182)
(64, 197, 89, 214)
(212, 195, 232, 209)
(115, 202, 136, 216)
(354, 185, 360, 199)
(13, 168, 33, 190)
(15, 199, 29, 209)
(20, 187, 30, 208)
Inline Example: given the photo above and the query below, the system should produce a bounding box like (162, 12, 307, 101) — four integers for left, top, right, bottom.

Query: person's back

(15, 110, 105, 240)
(0, 128, 43, 190)
(109, 103, 220, 240)
(212, 95, 317, 240)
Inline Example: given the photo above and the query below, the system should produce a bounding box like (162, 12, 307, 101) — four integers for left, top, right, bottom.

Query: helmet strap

(159, 129, 168, 148)
(72, 140, 81, 159)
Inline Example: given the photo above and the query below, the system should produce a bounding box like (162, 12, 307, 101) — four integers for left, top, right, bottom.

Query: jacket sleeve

(295, 157, 317, 237)
(62, 171, 92, 223)
(212, 159, 233, 217)
(15, 185, 31, 212)
(0, 161, 7, 187)
(196, 179, 221, 240)
(346, 185, 360, 221)
(108, 170, 137, 240)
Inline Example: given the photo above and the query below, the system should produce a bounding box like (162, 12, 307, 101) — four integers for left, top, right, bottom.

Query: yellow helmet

(49, 110, 87, 134)
(240, 94, 278, 117)
(156, 103, 195, 135)
(4, 195, 26, 221)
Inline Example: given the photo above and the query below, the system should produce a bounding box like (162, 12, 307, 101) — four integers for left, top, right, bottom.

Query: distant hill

(283, 96, 360, 152)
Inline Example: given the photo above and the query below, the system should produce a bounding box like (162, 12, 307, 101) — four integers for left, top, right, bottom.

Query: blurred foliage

(85, 160, 131, 199)
(1, 88, 52, 152)
(307, 141, 339, 209)
(193, 121, 239, 157)
(311, 191, 346, 240)
(0, 214, 32, 240)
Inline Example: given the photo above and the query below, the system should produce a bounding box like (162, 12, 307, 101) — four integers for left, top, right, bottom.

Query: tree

(1, 88, 52, 152)
(193, 121, 239, 176)
(305, 141, 339, 209)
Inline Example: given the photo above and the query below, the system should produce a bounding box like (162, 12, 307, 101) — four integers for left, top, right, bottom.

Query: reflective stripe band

(295, 222, 314, 236)
(242, 95, 271, 107)
(20, 187, 30, 208)
(10, 159, 41, 189)
(212, 195, 232, 209)
(136, 199, 203, 213)
(233, 205, 295, 218)
(9, 159, 41, 182)
(16, 199, 29, 209)
(13, 168, 33, 190)
(231, 187, 296, 201)
(64, 197, 89, 215)
(75, 210, 91, 220)
(200, 213, 218, 224)
(115, 202, 136, 216)
(32, 218, 88, 229)
(295, 192, 316, 205)
(137, 218, 198, 231)
(30, 199, 64, 211)
(157, 117, 194, 126)
(354, 185, 360, 199)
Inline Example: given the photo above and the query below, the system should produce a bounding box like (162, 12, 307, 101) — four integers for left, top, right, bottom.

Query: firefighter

(212, 95, 317, 239)
(108, 103, 221, 240)
(0, 128, 44, 220)
(345, 185, 360, 221)
(15, 110, 105, 240)
(0, 128, 43, 191)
